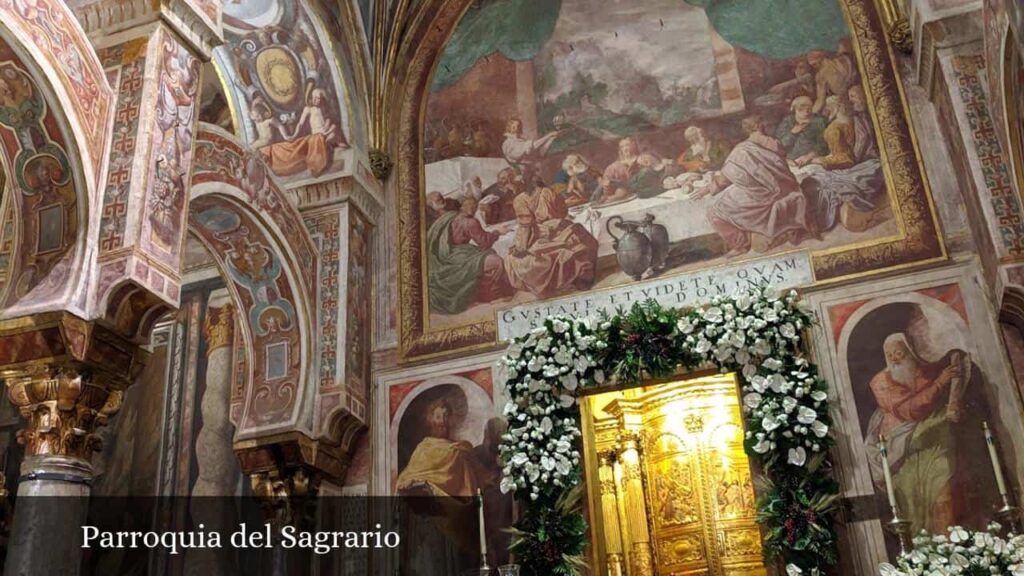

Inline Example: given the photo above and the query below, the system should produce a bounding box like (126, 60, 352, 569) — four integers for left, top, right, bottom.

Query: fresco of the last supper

(398, 0, 943, 358)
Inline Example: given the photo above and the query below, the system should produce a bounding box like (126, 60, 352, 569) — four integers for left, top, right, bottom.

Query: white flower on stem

(797, 406, 818, 425)
(787, 446, 807, 466)
(782, 396, 798, 414)
(810, 420, 829, 438)
(743, 393, 763, 411)
(695, 339, 712, 354)
(704, 306, 723, 323)
(949, 527, 969, 543)
(761, 416, 780, 432)
(540, 417, 553, 434)
(780, 323, 797, 339)
(810, 390, 828, 402)
(752, 437, 771, 453)
(676, 317, 694, 334)
(559, 394, 575, 408)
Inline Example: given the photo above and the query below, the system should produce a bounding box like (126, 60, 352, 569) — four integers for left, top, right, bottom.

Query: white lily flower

(810, 420, 829, 438)
(797, 406, 818, 425)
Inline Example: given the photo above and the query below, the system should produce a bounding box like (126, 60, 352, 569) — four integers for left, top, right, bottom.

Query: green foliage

(596, 300, 688, 385)
(756, 454, 840, 568)
(508, 482, 589, 576)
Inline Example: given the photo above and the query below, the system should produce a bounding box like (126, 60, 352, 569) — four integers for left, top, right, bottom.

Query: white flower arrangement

(495, 286, 839, 571)
(879, 524, 1024, 576)
(498, 317, 603, 500)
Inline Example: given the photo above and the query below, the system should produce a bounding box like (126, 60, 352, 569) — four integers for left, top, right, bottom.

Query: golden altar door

(581, 375, 767, 576)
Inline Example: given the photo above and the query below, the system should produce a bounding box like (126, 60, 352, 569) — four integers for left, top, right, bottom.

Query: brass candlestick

(996, 497, 1021, 534)
(885, 505, 913, 556)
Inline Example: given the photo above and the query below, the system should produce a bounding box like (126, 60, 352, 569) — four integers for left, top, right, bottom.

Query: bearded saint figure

(863, 332, 995, 534)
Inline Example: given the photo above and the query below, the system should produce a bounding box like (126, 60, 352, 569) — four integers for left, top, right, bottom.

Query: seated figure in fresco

(600, 137, 672, 201)
(253, 87, 345, 178)
(501, 117, 561, 173)
(479, 167, 525, 224)
(677, 126, 729, 174)
(427, 195, 513, 315)
(808, 47, 856, 114)
(863, 333, 994, 535)
(693, 115, 810, 257)
(775, 95, 828, 166)
(551, 154, 603, 207)
(808, 95, 856, 170)
(425, 190, 460, 225)
(800, 85, 887, 233)
(505, 175, 599, 298)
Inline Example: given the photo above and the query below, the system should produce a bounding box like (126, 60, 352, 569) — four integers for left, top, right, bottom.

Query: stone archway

(0, 14, 112, 318)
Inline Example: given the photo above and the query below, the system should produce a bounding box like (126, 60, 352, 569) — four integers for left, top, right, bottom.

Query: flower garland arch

(498, 287, 839, 574)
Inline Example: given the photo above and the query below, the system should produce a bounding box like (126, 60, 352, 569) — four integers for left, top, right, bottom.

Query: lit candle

(984, 422, 1009, 497)
(878, 435, 897, 509)
(478, 488, 487, 560)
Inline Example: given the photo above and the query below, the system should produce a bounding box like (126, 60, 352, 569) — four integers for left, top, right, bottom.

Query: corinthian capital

(0, 312, 146, 461)
(5, 365, 123, 460)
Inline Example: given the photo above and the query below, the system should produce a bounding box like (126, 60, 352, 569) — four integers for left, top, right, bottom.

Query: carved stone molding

(71, 0, 224, 59)
(368, 148, 393, 181)
(291, 176, 384, 224)
(889, 17, 913, 54)
(250, 467, 316, 528)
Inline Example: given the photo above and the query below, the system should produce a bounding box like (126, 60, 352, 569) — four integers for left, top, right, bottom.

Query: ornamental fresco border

(395, 0, 946, 361)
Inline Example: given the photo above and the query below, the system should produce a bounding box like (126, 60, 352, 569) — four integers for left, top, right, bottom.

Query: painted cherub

(249, 100, 289, 150)
(289, 87, 347, 148)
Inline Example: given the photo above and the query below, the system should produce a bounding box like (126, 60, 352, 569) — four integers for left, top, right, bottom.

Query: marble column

(184, 294, 240, 576)
(2, 365, 124, 576)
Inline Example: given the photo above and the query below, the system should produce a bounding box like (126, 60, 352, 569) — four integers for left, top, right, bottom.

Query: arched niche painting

(387, 369, 513, 571)
(828, 284, 1020, 558)
(399, 0, 944, 359)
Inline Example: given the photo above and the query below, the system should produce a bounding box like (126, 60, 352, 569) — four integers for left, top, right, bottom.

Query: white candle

(878, 435, 897, 509)
(984, 422, 1009, 497)
(478, 488, 487, 559)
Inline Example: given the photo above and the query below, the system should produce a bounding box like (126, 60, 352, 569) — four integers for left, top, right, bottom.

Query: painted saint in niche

(862, 332, 984, 533)
(394, 381, 512, 570)
(838, 293, 1006, 543)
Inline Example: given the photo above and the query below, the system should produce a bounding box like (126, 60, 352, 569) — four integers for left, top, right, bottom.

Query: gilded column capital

(250, 467, 318, 528)
(4, 365, 123, 460)
(0, 312, 147, 461)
